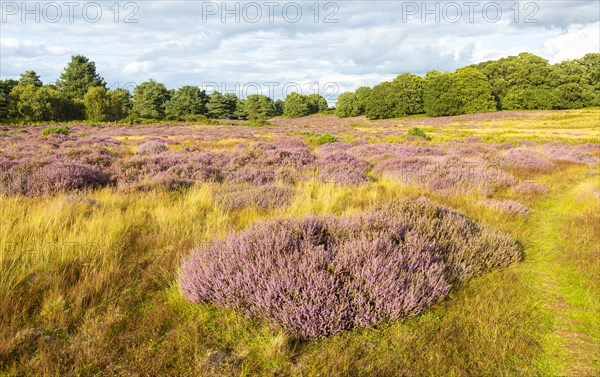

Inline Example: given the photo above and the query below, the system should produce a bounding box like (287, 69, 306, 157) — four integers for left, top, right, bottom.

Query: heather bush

(316, 152, 370, 185)
(112, 154, 187, 187)
(218, 185, 295, 211)
(406, 127, 430, 140)
(500, 148, 554, 171)
(129, 173, 194, 192)
(316, 133, 338, 146)
(513, 181, 549, 195)
(62, 147, 119, 168)
(376, 156, 515, 194)
(486, 199, 530, 215)
(542, 143, 598, 165)
(30, 162, 110, 195)
(0, 162, 41, 195)
(316, 142, 354, 155)
(136, 140, 169, 155)
(41, 125, 70, 136)
(180, 197, 522, 338)
(1, 161, 110, 196)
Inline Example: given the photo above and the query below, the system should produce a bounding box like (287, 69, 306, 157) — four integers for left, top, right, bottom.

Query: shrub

(406, 127, 430, 140)
(513, 181, 549, 195)
(180, 197, 522, 338)
(486, 199, 530, 215)
(316, 152, 369, 185)
(500, 148, 554, 171)
(129, 173, 194, 192)
(316, 133, 338, 146)
(136, 140, 169, 155)
(1, 161, 110, 196)
(42, 125, 70, 136)
(218, 185, 295, 211)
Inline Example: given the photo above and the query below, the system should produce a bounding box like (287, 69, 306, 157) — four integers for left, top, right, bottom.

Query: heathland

(0, 108, 598, 375)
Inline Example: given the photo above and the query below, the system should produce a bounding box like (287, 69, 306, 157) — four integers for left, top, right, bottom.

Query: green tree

(579, 53, 600, 106)
(244, 94, 275, 120)
(84, 86, 111, 121)
(0, 79, 18, 119)
(364, 82, 396, 119)
(503, 87, 558, 110)
(108, 88, 131, 121)
(207, 91, 236, 119)
(306, 93, 328, 114)
(454, 68, 496, 114)
(165, 86, 208, 119)
(233, 98, 248, 120)
(390, 73, 425, 116)
(335, 92, 361, 117)
(554, 83, 592, 109)
(9, 84, 62, 122)
(56, 55, 106, 100)
(424, 72, 462, 117)
(133, 79, 170, 119)
(18, 70, 43, 87)
(283, 92, 310, 118)
(224, 93, 241, 119)
(473, 52, 557, 110)
(273, 99, 285, 116)
(354, 86, 371, 114)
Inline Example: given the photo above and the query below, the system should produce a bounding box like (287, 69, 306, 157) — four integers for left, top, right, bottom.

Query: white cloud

(540, 22, 600, 63)
(122, 61, 152, 74)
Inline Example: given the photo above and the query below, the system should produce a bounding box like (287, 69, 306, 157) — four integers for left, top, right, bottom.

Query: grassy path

(526, 177, 599, 376)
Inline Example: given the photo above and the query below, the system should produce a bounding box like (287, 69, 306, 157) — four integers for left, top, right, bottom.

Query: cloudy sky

(1, 0, 599, 100)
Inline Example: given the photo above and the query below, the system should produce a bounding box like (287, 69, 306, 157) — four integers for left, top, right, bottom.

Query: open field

(1, 109, 599, 376)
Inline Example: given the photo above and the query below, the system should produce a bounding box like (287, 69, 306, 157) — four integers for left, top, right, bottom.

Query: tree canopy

(1, 52, 598, 123)
(56, 55, 106, 100)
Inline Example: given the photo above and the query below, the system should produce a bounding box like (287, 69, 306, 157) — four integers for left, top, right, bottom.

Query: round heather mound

(180, 197, 522, 338)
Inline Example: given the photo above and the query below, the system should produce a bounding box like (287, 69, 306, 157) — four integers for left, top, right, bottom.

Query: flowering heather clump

(228, 165, 276, 185)
(0, 162, 41, 195)
(136, 140, 169, 155)
(316, 142, 354, 155)
(29, 162, 110, 195)
(576, 143, 600, 152)
(316, 152, 370, 185)
(129, 173, 194, 192)
(513, 181, 549, 195)
(0, 157, 17, 172)
(0, 161, 110, 196)
(62, 148, 119, 168)
(500, 148, 554, 171)
(486, 199, 530, 215)
(218, 185, 295, 211)
(112, 154, 187, 187)
(180, 197, 522, 338)
(542, 143, 598, 165)
(496, 142, 515, 150)
(167, 152, 228, 183)
(376, 156, 515, 194)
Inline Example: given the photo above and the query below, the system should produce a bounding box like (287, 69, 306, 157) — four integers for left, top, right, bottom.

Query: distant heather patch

(486, 199, 530, 215)
(136, 140, 169, 155)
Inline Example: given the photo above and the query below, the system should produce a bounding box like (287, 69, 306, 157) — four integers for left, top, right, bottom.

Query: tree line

(336, 52, 600, 119)
(0, 52, 598, 124)
(0, 55, 329, 124)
